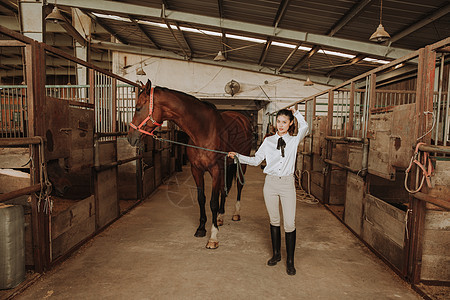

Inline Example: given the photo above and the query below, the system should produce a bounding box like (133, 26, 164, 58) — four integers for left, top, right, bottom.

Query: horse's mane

(156, 86, 218, 111)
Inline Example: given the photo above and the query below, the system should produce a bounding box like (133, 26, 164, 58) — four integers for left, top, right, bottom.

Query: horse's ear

(139, 81, 144, 88)
(144, 79, 152, 95)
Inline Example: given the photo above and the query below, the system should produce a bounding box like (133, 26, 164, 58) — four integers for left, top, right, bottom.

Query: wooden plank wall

(421, 160, 450, 282)
(117, 137, 138, 200)
(362, 194, 406, 271)
(44, 97, 70, 160)
(51, 196, 95, 260)
(95, 142, 119, 229)
(421, 210, 450, 281)
(329, 143, 347, 205)
(344, 172, 365, 235)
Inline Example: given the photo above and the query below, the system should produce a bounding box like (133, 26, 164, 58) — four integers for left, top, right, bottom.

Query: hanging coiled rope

(294, 169, 319, 204)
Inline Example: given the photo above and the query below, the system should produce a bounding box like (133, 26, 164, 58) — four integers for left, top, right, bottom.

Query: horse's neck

(160, 90, 219, 145)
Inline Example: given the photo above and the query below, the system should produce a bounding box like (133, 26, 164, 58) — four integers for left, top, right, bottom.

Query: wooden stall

(0, 26, 182, 276)
(287, 37, 450, 290)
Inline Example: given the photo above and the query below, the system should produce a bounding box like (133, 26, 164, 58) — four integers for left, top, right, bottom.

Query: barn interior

(0, 0, 449, 299)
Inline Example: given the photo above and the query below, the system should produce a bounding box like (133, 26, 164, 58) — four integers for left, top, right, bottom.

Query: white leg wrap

(210, 225, 219, 241)
(234, 201, 241, 215)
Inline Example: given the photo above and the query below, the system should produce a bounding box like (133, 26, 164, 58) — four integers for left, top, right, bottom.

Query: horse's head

(127, 79, 163, 146)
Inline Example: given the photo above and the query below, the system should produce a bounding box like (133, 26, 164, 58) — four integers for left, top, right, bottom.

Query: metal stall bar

(445, 67, 450, 146)
(434, 54, 445, 145)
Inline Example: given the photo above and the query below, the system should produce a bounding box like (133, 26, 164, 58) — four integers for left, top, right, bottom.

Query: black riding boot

(286, 229, 296, 275)
(267, 225, 281, 266)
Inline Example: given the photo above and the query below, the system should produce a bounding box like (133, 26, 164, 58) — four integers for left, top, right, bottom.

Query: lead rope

(152, 135, 245, 195)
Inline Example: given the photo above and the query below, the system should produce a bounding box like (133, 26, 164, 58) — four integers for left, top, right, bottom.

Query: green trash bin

(0, 204, 25, 290)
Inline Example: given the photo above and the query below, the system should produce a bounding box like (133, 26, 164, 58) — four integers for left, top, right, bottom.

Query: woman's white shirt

(236, 111, 309, 176)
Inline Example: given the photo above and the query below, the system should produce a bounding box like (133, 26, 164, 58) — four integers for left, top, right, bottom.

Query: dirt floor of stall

(13, 164, 425, 300)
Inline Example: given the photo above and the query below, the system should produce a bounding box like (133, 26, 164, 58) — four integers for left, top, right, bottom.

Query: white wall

(113, 52, 329, 138)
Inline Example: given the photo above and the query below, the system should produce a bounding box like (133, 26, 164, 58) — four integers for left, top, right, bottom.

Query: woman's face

(276, 114, 293, 135)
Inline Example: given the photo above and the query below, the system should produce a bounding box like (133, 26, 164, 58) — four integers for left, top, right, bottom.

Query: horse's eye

(136, 107, 141, 112)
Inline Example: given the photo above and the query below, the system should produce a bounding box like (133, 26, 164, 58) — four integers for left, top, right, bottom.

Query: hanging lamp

(369, 0, 390, 42)
(45, 6, 66, 24)
(214, 51, 226, 61)
(304, 60, 314, 86)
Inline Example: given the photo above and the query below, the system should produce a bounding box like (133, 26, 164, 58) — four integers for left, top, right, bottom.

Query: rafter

(277, 43, 300, 73)
(162, 1, 192, 59)
(325, 54, 367, 77)
(163, 20, 191, 59)
(217, 0, 228, 59)
(49, 0, 411, 60)
(84, 11, 128, 44)
(129, 17, 161, 50)
(0, 0, 17, 14)
(90, 39, 345, 86)
(291, 0, 373, 71)
(387, 3, 450, 45)
(259, 0, 291, 65)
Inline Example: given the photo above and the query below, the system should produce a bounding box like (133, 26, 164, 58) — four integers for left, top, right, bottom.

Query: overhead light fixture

(304, 76, 314, 86)
(214, 51, 226, 61)
(370, 0, 390, 43)
(304, 59, 314, 86)
(45, 6, 66, 24)
(136, 66, 146, 76)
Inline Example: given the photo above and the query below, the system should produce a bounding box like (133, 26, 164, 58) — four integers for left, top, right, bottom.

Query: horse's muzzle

(127, 130, 140, 146)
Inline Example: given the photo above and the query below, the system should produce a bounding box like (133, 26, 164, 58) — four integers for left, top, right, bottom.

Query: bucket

(0, 204, 25, 289)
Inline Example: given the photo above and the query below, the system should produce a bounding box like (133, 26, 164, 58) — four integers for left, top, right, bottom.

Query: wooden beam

(258, 38, 272, 65)
(277, 43, 300, 73)
(388, 3, 450, 44)
(0, 40, 25, 47)
(50, 0, 412, 59)
(326, 54, 367, 77)
(292, 0, 373, 71)
(163, 20, 190, 59)
(129, 17, 161, 50)
(84, 11, 128, 45)
(259, 0, 291, 66)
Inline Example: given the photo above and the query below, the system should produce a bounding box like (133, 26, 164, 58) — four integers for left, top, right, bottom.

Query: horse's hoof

(205, 239, 219, 249)
(232, 215, 241, 221)
(217, 218, 224, 226)
(194, 229, 206, 237)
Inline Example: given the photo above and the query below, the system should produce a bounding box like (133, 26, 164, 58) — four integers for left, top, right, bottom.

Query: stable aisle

(18, 165, 420, 299)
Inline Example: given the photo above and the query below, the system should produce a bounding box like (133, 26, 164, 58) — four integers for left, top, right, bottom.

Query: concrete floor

(18, 165, 421, 300)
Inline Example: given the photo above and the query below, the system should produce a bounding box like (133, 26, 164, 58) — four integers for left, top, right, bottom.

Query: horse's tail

(226, 162, 237, 192)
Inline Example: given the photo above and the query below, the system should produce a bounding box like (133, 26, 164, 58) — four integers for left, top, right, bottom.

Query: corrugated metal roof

(1, 0, 449, 84)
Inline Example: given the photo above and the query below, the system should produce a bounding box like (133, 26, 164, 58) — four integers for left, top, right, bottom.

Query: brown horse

(127, 80, 252, 249)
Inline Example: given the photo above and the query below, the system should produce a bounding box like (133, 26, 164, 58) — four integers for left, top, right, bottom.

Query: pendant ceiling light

(304, 76, 314, 86)
(304, 59, 314, 86)
(136, 66, 146, 76)
(369, 0, 390, 43)
(45, 6, 66, 24)
(213, 51, 226, 61)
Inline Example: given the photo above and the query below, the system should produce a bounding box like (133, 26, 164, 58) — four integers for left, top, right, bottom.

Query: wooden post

(89, 69, 95, 105)
(407, 46, 436, 284)
(26, 41, 50, 273)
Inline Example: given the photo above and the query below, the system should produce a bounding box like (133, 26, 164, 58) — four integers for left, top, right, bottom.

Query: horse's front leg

(217, 191, 226, 226)
(191, 166, 207, 237)
(206, 165, 222, 249)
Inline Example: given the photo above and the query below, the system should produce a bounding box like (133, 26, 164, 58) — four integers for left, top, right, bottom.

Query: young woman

(228, 108, 308, 275)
